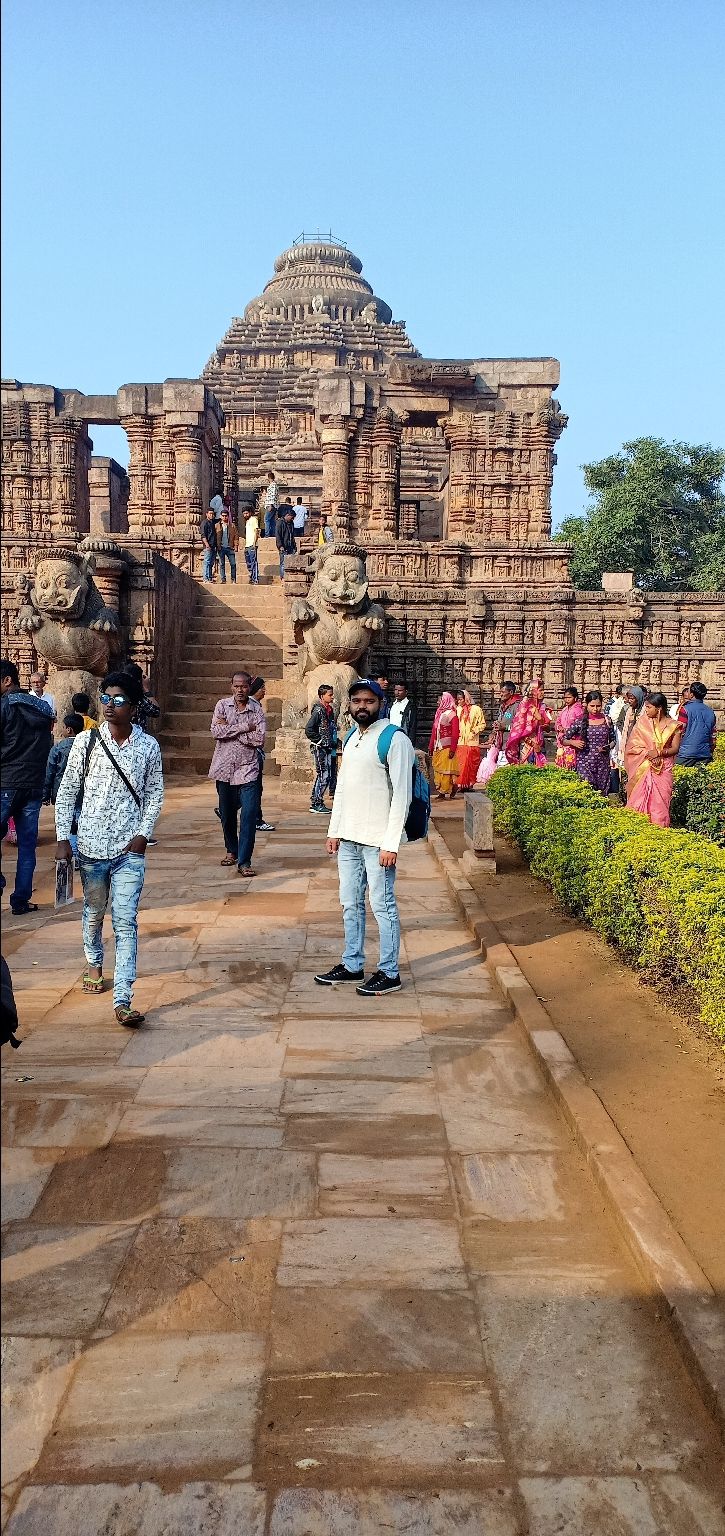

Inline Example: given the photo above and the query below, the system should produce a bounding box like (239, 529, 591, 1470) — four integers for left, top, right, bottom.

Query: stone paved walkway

(2, 785, 724, 1534)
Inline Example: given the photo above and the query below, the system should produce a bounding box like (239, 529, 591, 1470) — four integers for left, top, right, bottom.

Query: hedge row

(671, 762, 725, 846)
(486, 765, 725, 1038)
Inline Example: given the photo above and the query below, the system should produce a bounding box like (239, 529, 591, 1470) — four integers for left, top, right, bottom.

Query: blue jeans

(338, 839, 400, 979)
(217, 779, 258, 868)
(78, 851, 145, 1006)
(244, 547, 259, 583)
(219, 548, 236, 582)
(203, 546, 217, 581)
(0, 789, 42, 911)
(264, 507, 277, 537)
(311, 746, 337, 808)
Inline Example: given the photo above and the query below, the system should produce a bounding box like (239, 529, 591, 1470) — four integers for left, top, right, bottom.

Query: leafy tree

(556, 438, 725, 591)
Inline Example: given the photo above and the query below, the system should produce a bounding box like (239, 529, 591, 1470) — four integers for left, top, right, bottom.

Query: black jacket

(1, 690, 54, 796)
(276, 514, 297, 554)
(396, 699, 417, 742)
(305, 701, 338, 751)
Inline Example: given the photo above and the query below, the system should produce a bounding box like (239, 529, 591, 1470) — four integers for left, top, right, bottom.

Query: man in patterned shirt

(54, 670, 164, 1028)
(209, 670, 266, 877)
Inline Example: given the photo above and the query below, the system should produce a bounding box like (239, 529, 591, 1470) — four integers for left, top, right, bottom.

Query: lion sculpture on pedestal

(287, 541, 384, 725)
(15, 546, 122, 723)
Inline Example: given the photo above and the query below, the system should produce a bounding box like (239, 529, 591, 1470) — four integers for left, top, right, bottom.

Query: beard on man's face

(350, 701, 379, 726)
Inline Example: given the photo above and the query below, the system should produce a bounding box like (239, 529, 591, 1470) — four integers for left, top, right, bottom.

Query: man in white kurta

(315, 679, 414, 997)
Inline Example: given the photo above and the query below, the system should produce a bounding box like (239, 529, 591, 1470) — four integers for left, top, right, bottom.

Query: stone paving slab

(278, 1218, 468, 1289)
(269, 1287, 485, 1374)
(35, 1331, 265, 1481)
(268, 1488, 519, 1536)
(5, 1483, 267, 1536)
(258, 1373, 505, 1487)
(2, 1222, 137, 1335)
(2, 786, 723, 1528)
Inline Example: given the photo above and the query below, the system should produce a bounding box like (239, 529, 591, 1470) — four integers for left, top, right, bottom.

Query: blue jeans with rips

(0, 789, 42, 911)
(78, 850, 146, 1006)
(337, 839, 400, 979)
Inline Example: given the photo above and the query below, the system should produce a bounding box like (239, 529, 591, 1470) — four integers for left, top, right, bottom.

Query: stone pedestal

(274, 726, 317, 799)
(461, 790, 496, 875)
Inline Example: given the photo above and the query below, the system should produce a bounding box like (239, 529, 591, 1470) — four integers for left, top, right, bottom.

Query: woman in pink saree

(554, 687, 585, 770)
(624, 692, 682, 827)
(505, 679, 553, 767)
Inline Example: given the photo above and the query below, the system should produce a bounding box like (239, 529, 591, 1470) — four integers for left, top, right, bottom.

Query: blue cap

(349, 678, 386, 702)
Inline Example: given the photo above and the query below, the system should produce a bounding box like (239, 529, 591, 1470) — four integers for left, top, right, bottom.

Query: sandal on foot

(82, 971, 104, 994)
(114, 1004, 145, 1028)
(220, 853, 236, 865)
(236, 866, 256, 877)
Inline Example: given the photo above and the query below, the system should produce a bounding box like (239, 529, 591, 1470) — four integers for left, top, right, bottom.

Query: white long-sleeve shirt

(55, 723, 164, 859)
(329, 719, 414, 853)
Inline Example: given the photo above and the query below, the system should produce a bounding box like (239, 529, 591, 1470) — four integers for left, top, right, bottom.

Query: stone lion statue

(288, 541, 384, 722)
(15, 546, 122, 722)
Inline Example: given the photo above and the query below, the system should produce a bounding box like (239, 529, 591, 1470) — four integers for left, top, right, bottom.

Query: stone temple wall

(281, 544, 724, 746)
(2, 238, 723, 747)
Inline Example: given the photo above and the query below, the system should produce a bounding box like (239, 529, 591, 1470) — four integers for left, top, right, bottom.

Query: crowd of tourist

(1, 622, 719, 1040)
(200, 478, 334, 585)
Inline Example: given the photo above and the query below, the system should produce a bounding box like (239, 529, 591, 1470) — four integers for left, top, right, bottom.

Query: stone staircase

(158, 544, 284, 777)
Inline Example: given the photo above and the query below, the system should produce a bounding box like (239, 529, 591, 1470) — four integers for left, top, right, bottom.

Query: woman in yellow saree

(624, 692, 682, 827)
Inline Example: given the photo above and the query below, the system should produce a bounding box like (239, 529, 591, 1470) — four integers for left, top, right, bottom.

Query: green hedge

(671, 763, 725, 846)
(486, 765, 725, 1039)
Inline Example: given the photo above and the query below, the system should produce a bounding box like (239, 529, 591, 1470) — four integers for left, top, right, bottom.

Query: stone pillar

(125, 415, 156, 538)
(444, 418, 476, 541)
(49, 417, 82, 536)
(371, 407, 402, 538)
(153, 423, 176, 533)
(171, 424, 204, 535)
(223, 435, 240, 521)
(320, 414, 354, 537)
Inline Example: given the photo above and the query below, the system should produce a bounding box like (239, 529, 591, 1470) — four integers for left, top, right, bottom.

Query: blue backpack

(343, 722, 431, 842)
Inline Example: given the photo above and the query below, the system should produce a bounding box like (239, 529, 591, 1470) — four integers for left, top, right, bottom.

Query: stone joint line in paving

(2, 786, 723, 1534)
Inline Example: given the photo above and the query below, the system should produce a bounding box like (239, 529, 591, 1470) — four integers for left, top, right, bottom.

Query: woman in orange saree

(624, 692, 682, 827)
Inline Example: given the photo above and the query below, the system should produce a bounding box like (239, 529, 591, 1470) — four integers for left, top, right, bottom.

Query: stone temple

(2, 234, 722, 775)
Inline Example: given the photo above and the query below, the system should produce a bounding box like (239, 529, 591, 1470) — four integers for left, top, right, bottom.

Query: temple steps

(158, 554, 285, 777)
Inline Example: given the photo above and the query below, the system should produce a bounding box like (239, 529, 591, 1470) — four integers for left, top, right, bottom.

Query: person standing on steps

(315, 678, 414, 998)
(249, 677, 275, 832)
(209, 670, 266, 877)
(263, 471, 279, 538)
(293, 495, 310, 537)
(1, 659, 54, 916)
(216, 507, 239, 583)
(54, 670, 164, 1028)
(276, 501, 296, 579)
(305, 683, 338, 814)
(201, 497, 223, 582)
(244, 507, 261, 584)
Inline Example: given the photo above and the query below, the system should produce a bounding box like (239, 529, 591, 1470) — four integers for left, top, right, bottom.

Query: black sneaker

(314, 964, 365, 986)
(356, 971, 402, 996)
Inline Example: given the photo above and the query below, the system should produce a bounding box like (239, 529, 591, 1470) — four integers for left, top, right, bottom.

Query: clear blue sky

(3, 0, 723, 527)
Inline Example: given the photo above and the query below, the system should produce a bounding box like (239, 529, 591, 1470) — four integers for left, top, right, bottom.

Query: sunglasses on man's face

(99, 692, 130, 708)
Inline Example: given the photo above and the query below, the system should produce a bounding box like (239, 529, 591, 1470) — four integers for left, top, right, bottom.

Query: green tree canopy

(556, 438, 725, 591)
